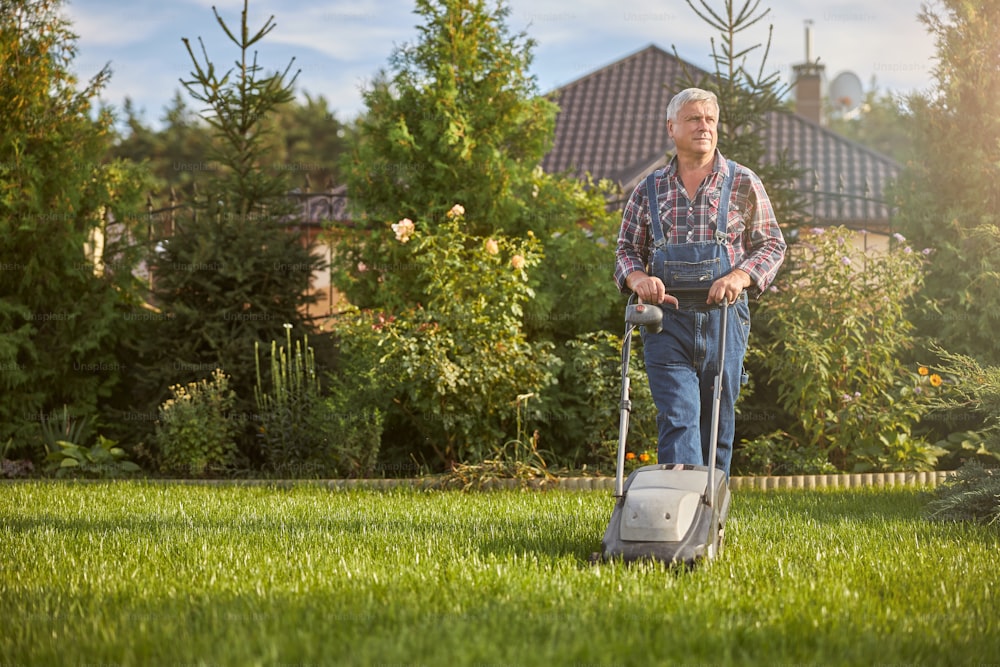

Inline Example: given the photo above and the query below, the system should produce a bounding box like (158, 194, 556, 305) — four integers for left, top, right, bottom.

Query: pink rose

(391, 218, 415, 243)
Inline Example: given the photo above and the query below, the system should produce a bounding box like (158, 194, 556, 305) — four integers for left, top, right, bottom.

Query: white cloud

(262, 6, 414, 62)
(64, 0, 183, 47)
(66, 0, 936, 127)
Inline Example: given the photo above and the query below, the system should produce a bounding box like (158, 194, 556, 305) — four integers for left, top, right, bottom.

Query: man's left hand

(709, 269, 752, 305)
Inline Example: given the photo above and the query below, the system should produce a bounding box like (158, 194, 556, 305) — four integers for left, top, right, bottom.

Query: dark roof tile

(541, 44, 900, 224)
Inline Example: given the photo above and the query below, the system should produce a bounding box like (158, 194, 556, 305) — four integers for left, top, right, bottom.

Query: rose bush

(329, 208, 559, 470)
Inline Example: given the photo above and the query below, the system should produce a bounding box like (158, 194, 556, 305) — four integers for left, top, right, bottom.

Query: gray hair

(666, 88, 720, 122)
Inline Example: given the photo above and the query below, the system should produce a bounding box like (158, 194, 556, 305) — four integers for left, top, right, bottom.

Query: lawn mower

(598, 288, 732, 566)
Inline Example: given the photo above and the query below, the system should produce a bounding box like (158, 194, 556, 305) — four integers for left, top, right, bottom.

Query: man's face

(667, 100, 719, 159)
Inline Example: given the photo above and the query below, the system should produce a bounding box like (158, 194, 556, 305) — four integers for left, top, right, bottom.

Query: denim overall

(641, 161, 750, 476)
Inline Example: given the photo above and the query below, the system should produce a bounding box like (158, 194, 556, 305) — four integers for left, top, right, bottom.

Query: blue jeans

(641, 295, 749, 476)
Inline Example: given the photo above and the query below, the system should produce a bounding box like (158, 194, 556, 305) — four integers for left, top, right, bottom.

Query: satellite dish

(829, 71, 864, 116)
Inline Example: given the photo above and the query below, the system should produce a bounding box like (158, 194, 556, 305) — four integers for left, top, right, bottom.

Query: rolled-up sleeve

(735, 174, 786, 295)
(614, 182, 650, 294)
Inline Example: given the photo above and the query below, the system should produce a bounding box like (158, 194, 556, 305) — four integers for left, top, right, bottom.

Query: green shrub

(154, 369, 238, 475)
(926, 460, 1000, 524)
(38, 406, 94, 453)
(534, 331, 657, 470)
(735, 430, 837, 476)
(316, 398, 383, 479)
(324, 315, 399, 475)
(44, 435, 140, 479)
(922, 348, 1000, 466)
(32, 405, 139, 478)
(748, 227, 943, 472)
(255, 326, 381, 478)
(330, 209, 559, 470)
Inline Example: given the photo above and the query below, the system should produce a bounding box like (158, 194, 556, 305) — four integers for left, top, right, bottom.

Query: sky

(64, 0, 939, 129)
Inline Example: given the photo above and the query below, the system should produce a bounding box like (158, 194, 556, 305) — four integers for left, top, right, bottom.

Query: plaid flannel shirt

(614, 150, 786, 297)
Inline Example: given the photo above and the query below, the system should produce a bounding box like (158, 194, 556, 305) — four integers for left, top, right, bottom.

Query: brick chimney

(793, 20, 825, 125)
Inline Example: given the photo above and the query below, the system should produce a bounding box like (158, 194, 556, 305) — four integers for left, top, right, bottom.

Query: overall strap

(645, 171, 668, 250)
(715, 160, 737, 245)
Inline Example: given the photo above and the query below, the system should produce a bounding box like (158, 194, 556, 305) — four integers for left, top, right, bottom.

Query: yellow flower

(929, 373, 943, 387)
(918, 366, 929, 376)
(638, 453, 650, 463)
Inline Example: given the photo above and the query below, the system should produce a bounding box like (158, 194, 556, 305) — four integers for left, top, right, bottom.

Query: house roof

(540, 44, 900, 225)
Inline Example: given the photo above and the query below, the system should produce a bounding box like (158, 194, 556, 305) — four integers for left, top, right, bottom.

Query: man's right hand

(626, 272, 679, 308)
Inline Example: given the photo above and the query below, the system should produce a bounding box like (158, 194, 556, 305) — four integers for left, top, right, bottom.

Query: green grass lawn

(2, 481, 997, 666)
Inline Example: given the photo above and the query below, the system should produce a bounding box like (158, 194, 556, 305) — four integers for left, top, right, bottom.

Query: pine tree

(129, 0, 325, 456)
(675, 0, 807, 230)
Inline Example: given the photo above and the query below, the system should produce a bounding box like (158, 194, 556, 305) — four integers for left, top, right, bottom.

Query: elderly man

(614, 87, 786, 476)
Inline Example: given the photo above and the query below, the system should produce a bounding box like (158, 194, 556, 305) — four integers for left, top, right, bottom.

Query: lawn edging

(72, 470, 952, 491)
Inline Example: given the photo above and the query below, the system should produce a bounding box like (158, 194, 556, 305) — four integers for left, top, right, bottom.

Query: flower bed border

(12, 470, 949, 490)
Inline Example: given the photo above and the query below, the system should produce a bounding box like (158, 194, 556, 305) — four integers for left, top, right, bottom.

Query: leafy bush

(255, 325, 381, 478)
(736, 430, 837, 476)
(314, 399, 383, 479)
(748, 227, 942, 472)
(329, 208, 559, 470)
(44, 435, 140, 479)
(519, 172, 624, 344)
(534, 331, 658, 471)
(32, 405, 138, 478)
(154, 369, 238, 475)
(38, 406, 94, 453)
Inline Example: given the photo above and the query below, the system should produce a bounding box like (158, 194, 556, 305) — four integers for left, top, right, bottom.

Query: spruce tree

(675, 0, 807, 230)
(130, 0, 325, 456)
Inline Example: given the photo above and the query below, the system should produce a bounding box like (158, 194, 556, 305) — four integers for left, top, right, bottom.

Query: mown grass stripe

(2, 482, 996, 666)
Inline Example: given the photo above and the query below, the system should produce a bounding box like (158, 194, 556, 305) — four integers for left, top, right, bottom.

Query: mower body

(601, 464, 730, 565)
